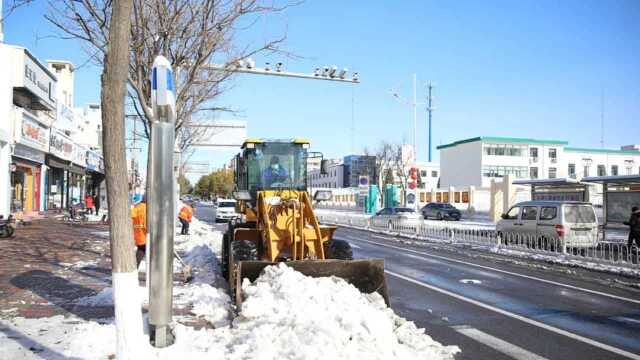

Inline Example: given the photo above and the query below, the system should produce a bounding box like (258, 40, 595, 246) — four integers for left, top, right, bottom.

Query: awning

(46, 156, 69, 170)
(68, 164, 85, 175)
(581, 175, 640, 185)
(512, 178, 582, 186)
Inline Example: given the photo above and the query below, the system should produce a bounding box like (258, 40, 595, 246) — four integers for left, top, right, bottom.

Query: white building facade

(439, 136, 640, 188)
(308, 161, 344, 188)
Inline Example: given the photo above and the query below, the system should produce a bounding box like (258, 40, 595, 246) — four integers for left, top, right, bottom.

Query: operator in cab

(261, 155, 288, 187)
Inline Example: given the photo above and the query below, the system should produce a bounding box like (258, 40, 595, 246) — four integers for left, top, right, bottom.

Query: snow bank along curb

(325, 220, 640, 279)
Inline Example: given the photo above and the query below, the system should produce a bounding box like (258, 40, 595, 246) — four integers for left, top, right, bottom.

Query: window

(597, 165, 606, 176)
(420, 170, 427, 177)
(505, 206, 520, 220)
(564, 205, 596, 223)
(530, 147, 538, 159)
(431, 171, 438, 177)
(521, 206, 538, 220)
(549, 148, 557, 161)
(482, 165, 528, 178)
(530, 167, 538, 179)
(540, 207, 558, 220)
(611, 165, 618, 176)
(627, 167, 633, 175)
(568, 164, 576, 179)
(484, 144, 525, 157)
(548, 167, 557, 179)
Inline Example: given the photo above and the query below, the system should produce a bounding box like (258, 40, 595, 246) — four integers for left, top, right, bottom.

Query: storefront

(85, 150, 105, 203)
(46, 129, 74, 210)
(11, 144, 46, 214)
(11, 111, 50, 215)
(68, 144, 87, 206)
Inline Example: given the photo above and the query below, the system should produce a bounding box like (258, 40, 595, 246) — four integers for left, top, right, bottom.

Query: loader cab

(236, 139, 309, 201)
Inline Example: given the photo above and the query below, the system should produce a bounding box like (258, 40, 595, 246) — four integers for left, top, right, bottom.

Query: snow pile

(75, 286, 148, 307)
(174, 284, 232, 328)
(226, 263, 459, 360)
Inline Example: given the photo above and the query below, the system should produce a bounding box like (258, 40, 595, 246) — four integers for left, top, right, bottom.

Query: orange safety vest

(131, 202, 147, 246)
(179, 205, 193, 222)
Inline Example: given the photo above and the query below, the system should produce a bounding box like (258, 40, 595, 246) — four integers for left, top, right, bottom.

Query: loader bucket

(235, 259, 389, 308)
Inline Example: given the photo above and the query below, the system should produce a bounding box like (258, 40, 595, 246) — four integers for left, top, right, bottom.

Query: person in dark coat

(93, 194, 100, 215)
(623, 206, 640, 248)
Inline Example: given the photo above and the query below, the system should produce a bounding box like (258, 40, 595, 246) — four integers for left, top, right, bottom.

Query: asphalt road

(194, 204, 640, 360)
(335, 226, 640, 360)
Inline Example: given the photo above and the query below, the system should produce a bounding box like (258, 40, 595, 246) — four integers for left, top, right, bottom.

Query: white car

(215, 199, 239, 222)
(371, 207, 423, 230)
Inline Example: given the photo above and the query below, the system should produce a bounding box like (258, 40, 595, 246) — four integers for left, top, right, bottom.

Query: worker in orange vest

(179, 203, 193, 235)
(131, 196, 147, 267)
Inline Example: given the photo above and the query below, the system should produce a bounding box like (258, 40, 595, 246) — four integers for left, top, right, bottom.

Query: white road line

(350, 243, 361, 249)
(452, 325, 549, 360)
(386, 270, 640, 360)
(349, 236, 640, 305)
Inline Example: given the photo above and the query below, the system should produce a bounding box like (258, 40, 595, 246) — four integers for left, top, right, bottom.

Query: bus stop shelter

(582, 175, 640, 226)
(512, 178, 589, 202)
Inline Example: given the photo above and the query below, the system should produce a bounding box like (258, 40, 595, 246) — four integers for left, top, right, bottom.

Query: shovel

(173, 250, 194, 283)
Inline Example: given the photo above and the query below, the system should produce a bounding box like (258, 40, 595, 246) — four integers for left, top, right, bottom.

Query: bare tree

(100, 0, 145, 358)
(365, 141, 394, 204)
(392, 143, 411, 206)
(46, 0, 299, 155)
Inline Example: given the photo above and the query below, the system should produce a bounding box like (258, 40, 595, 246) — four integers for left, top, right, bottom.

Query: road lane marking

(452, 325, 549, 360)
(346, 236, 640, 305)
(350, 243, 361, 249)
(612, 317, 640, 326)
(386, 270, 640, 360)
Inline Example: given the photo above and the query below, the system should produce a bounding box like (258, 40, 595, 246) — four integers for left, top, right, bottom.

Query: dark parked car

(421, 203, 461, 221)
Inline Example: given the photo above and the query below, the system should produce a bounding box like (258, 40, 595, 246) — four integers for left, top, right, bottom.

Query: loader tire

(324, 239, 354, 260)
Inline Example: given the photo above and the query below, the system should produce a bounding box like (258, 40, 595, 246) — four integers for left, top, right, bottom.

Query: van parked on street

(497, 201, 598, 249)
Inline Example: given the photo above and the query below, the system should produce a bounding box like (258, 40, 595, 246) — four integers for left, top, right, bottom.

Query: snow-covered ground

(0, 216, 459, 359)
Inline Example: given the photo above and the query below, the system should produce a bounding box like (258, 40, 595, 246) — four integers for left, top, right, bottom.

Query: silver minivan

(497, 201, 599, 249)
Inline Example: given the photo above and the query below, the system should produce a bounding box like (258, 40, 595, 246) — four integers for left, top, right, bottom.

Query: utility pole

(600, 86, 605, 149)
(412, 74, 417, 162)
(0, 0, 4, 43)
(426, 82, 434, 162)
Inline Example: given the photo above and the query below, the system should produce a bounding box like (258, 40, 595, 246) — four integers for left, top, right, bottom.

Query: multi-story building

(342, 155, 377, 187)
(0, 44, 57, 217)
(438, 136, 640, 188)
(308, 159, 343, 188)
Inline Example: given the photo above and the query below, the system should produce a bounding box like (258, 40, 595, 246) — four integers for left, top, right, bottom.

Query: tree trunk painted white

(113, 271, 148, 359)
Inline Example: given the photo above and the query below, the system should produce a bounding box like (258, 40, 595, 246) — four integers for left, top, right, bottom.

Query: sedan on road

(371, 207, 423, 230)
(421, 203, 462, 221)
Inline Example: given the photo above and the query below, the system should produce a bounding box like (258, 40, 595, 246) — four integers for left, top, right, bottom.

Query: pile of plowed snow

(221, 263, 459, 359)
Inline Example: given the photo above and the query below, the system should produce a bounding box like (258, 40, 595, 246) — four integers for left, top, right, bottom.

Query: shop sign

(49, 129, 74, 161)
(13, 143, 45, 164)
(20, 113, 49, 152)
(23, 52, 56, 109)
(86, 150, 102, 172)
(55, 103, 76, 133)
(72, 144, 87, 167)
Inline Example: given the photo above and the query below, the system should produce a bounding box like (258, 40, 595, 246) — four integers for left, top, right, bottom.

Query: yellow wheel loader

(222, 139, 389, 307)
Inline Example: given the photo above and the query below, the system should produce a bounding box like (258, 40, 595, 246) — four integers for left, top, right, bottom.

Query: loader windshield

(245, 142, 307, 192)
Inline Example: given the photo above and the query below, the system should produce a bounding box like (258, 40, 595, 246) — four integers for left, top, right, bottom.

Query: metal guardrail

(318, 213, 640, 269)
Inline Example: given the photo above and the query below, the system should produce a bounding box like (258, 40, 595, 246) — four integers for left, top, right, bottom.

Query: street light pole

(200, 62, 359, 83)
(426, 82, 434, 162)
(148, 55, 176, 348)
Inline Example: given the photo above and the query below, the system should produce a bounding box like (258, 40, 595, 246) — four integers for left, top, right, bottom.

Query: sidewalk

(0, 219, 113, 320)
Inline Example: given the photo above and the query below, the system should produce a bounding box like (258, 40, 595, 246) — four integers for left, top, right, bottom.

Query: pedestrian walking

(93, 194, 100, 215)
(85, 194, 94, 216)
(131, 196, 147, 267)
(623, 206, 640, 249)
(179, 203, 193, 235)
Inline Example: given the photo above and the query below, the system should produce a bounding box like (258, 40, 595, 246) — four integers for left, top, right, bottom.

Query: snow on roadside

(1, 215, 460, 359)
(226, 263, 459, 359)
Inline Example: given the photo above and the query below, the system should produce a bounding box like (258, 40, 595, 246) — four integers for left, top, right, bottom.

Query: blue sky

(4, 0, 640, 181)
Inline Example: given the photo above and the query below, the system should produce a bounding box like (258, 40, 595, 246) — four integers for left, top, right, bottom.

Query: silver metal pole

(148, 57, 176, 347)
(200, 63, 359, 83)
